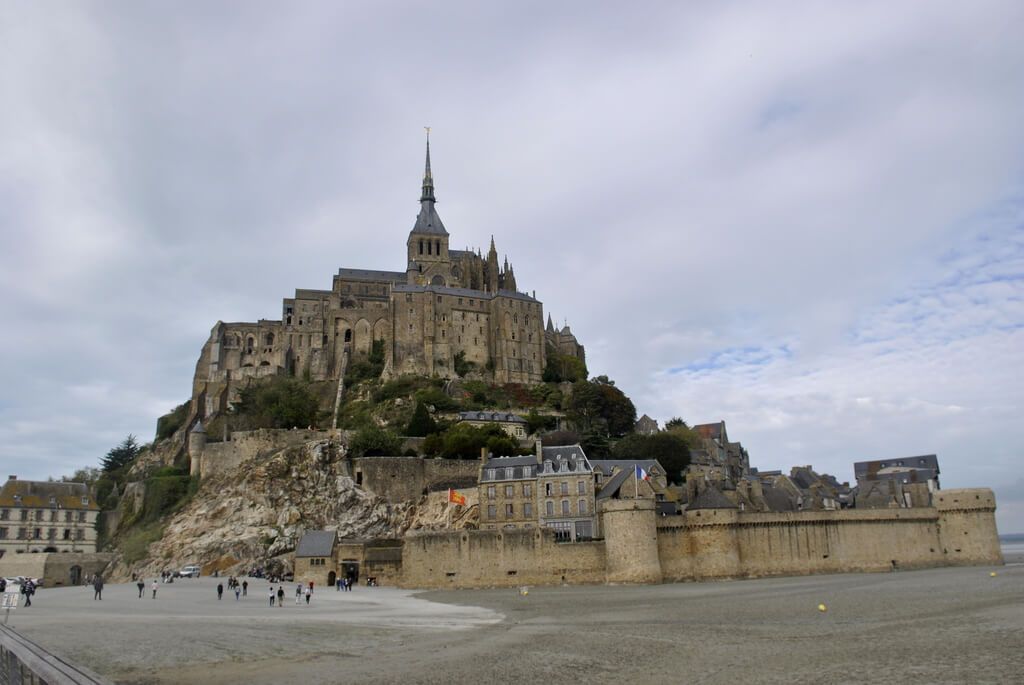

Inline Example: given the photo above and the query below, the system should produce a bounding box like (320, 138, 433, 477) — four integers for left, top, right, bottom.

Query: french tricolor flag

(635, 465, 651, 482)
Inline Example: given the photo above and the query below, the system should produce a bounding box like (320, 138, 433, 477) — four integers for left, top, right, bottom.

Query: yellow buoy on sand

(817, 603, 828, 613)
(990, 571, 997, 577)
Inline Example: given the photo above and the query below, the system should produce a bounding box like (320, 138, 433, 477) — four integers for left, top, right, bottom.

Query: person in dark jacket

(93, 574, 104, 600)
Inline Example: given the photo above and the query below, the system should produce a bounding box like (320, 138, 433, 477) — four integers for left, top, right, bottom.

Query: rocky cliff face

(108, 439, 477, 580)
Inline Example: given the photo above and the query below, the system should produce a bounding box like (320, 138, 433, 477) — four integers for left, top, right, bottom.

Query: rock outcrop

(108, 438, 479, 580)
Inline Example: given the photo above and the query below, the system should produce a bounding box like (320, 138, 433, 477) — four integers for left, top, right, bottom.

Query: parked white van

(180, 565, 200, 578)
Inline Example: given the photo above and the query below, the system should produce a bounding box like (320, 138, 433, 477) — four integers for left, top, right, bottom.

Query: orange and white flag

(448, 488, 467, 506)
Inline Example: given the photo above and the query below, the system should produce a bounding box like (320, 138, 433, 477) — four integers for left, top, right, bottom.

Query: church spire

(420, 127, 435, 203)
(409, 128, 447, 237)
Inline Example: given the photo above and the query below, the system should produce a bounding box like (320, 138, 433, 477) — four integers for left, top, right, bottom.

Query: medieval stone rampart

(396, 487, 1002, 589)
(400, 527, 606, 588)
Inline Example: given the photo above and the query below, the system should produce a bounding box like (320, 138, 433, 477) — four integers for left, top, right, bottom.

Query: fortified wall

(351, 457, 479, 503)
(397, 488, 1002, 589)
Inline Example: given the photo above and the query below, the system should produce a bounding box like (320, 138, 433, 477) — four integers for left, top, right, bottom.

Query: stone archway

(69, 565, 82, 585)
(327, 570, 337, 587)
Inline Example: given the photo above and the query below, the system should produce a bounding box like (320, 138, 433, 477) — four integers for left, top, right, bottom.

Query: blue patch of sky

(847, 195, 1024, 347)
(757, 100, 803, 130)
(668, 344, 789, 375)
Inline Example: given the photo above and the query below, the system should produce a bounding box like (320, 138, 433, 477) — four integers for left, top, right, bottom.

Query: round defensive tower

(188, 421, 207, 477)
(601, 498, 662, 584)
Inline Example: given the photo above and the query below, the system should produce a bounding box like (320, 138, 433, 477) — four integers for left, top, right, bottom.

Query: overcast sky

(2, 2, 1022, 533)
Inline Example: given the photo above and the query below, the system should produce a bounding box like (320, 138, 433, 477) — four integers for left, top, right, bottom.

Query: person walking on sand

(295, 583, 302, 605)
(234, 584, 241, 601)
(136, 579, 145, 598)
(92, 574, 104, 600)
(304, 585, 311, 605)
(242, 580, 248, 597)
(308, 580, 314, 595)
(217, 583, 224, 600)
(276, 586, 284, 607)
(151, 580, 158, 599)
(268, 586, 275, 607)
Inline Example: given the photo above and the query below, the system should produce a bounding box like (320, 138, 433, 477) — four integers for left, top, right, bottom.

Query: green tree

(611, 432, 694, 485)
(524, 410, 557, 435)
(665, 417, 688, 430)
(101, 435, 141, 474)
(348, 425, 404, 457)
(567, 378, 636, 438)
(232, 377, 323, 429)
(453, 351, 474, 377)
(61, 467, 101, 487)
(542, 350, 588, 383)
(428, 423, 522, 460)
(405, 401, 438, 437)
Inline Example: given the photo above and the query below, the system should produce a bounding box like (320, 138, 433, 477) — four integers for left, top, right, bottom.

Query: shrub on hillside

(231, 377, 325, 429)
(155, 402, 190, 441)
(348, 425, 404, 457)
(406, 401, 438, 437)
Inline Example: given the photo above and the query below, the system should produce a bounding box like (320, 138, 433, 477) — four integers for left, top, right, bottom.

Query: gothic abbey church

(192, 140, 585, 415)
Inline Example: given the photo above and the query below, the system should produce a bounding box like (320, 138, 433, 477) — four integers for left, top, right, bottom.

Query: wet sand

(8, 560, 1023, 684)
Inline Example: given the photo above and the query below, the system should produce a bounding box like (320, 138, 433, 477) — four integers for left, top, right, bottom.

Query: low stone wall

(400, 528, 606, 588)
(0, 553, 113, 587)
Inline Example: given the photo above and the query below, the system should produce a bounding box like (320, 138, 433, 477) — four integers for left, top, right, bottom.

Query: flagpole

(635, 466, 639, 500)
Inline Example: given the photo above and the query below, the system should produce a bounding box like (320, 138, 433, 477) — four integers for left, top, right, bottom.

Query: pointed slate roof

(688, 486, 737, 510)
(410, 135, 448, 236)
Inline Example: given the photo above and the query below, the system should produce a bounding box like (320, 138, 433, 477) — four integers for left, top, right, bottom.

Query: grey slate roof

(590, 459, 663, 477)
(389, 283, 539, 303)
(336, 268, 407, 283)
(854, 455, 939, 480)
(762, 486, 796, 512)
(595, 468, 633, 500)
(688, 486, 737, 510)
(541, 445, 588, 461)
(411, 200, 448, 236)
(481, 455, 538, 481)
(458, 411, 527, 424)
(295, 530, 337, 558)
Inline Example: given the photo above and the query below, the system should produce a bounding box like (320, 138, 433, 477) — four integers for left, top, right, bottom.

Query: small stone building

(293, 530, 403, 588)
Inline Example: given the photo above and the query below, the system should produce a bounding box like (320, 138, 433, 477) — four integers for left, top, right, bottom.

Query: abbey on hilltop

(191, 137, 585, 415)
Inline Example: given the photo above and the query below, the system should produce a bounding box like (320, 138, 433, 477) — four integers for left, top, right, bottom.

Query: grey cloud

(1, 2, 1022, 531)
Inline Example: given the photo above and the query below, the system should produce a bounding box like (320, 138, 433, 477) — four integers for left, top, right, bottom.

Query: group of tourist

(267, 580, 319, 606)
(215, 577, 248, 601)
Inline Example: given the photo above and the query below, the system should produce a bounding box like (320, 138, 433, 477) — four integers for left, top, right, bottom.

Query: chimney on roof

(8, 475, 15, 481)
(535, 439, 543, 464)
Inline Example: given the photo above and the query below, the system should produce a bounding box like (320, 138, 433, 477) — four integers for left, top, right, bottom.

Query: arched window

(246, 337, 254, 353)
(546, 501, 554, 516)
(435, 240, 441, 255)
(265, 333, 274, 346)
(344, 329, 352, 342)
(419, 239, 424, 255)
(427, 241, 432, 255)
